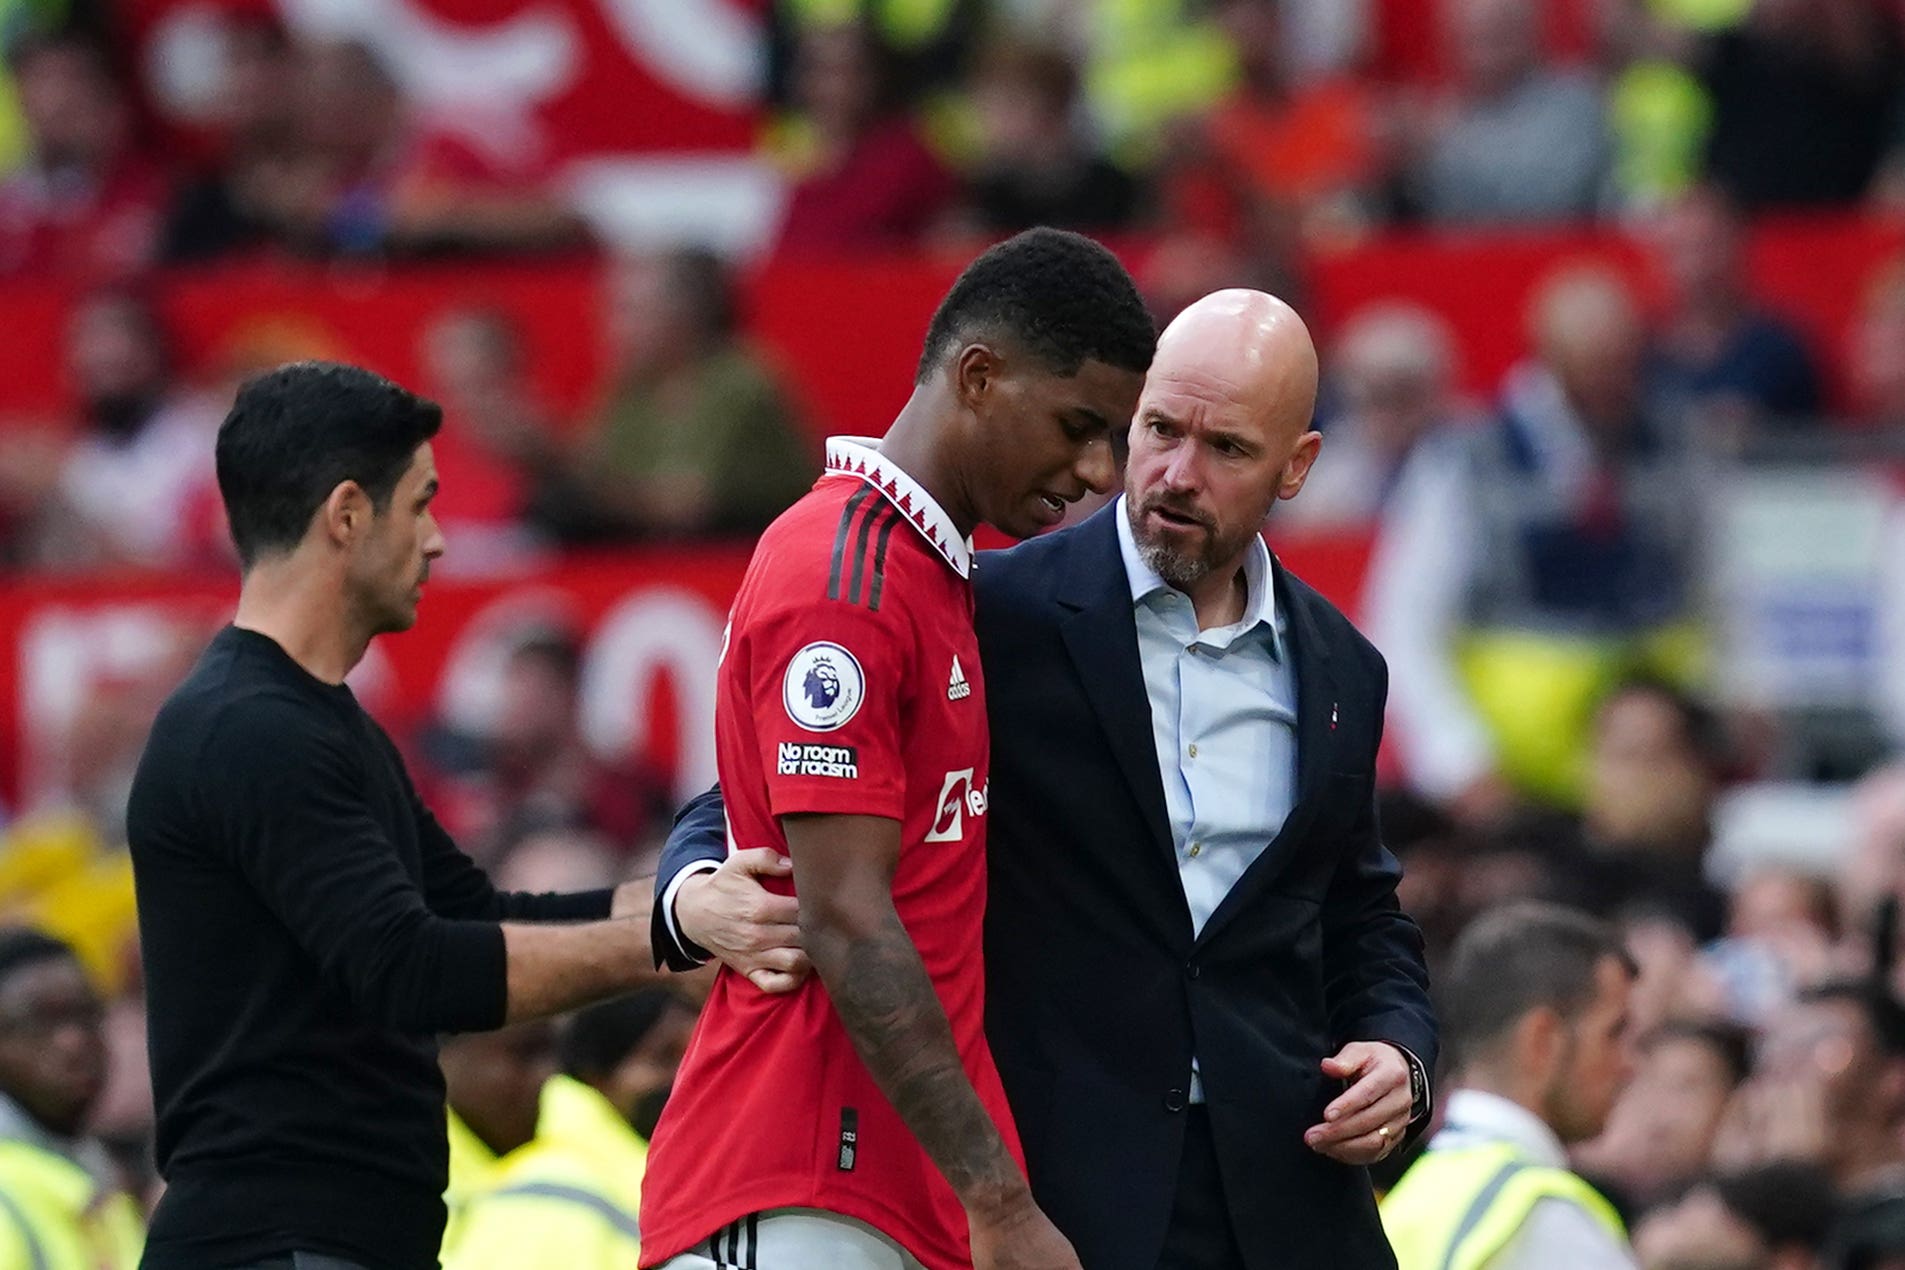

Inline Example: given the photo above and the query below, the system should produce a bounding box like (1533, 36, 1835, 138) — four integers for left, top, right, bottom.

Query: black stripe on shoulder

(846, 497, 887, 605)
(827, 486, 874, 601)
(868, 506, 902, 612)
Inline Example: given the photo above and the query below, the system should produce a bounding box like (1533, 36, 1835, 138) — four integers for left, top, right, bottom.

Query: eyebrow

(1068, 408, 1110, 432)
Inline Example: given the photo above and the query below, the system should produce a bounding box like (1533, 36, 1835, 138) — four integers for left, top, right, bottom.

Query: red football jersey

(639, 438, 1019, 1270)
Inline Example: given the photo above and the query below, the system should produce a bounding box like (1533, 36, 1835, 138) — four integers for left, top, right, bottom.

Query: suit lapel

(1056, 508, 1177, 873)
(1193, 557, 1339, 952)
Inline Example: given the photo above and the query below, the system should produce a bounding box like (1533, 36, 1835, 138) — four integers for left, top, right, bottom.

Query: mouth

(1146, 503, 1208, 532)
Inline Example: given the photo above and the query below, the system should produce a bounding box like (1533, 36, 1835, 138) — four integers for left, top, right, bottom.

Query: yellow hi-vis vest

(441, 1076, 646, 1270)
(0, 1138, 144, 1270)
(1380, 1141, 1625, 1270)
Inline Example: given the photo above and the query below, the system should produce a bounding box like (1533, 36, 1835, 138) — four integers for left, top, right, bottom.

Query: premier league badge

(783, 642, 867, 732)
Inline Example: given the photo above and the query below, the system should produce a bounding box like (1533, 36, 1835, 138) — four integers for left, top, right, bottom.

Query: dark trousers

(1157, 1105, 1248, 1270)
(225, 1256, 374, 1270)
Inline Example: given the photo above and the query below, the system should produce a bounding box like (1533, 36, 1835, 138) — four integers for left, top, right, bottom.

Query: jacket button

(1164, 1088, 1187, 1113)
(1186, 961, 1200, 979)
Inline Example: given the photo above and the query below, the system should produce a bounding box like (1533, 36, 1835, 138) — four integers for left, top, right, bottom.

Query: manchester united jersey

(639, 437, 1019, 1270)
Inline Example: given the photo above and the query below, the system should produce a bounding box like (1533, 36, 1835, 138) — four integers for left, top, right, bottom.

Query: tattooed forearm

(807, 908, 1023, 1212)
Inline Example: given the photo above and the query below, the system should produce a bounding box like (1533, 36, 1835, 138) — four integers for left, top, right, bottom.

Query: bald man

(656, 291, 1436, 1270)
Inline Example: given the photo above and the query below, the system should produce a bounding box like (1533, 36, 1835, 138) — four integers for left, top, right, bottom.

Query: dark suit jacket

(657, 504, 1436, 1270)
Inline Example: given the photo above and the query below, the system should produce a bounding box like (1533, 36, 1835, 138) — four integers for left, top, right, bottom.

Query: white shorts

(656, 1208, 930, 1270)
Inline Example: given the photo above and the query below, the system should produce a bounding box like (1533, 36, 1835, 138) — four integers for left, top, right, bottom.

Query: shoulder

(189, 689, 357, 792)
(1277, 564, 1385, 679)
(740, 485, 940, 645)
(978, 510, 1101, 601)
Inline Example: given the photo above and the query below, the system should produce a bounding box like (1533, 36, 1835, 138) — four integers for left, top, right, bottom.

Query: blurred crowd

(10, 0, 1905, 275)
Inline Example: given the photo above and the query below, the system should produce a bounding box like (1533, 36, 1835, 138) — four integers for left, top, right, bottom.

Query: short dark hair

(559, 988, 689, 1081)
(660, 248, 739, 344)
(1643, 1019, 1752, 1086)
(1796, 979, 1905, 1058)
(915, 228, 1155, 384)
(1600, 675, 1728, 772)
(1710, 1163, 1838, 1252)
(1442, 901, 1636, 1066)
(0, 928, 79, 992)
(216, 361, 442, 568)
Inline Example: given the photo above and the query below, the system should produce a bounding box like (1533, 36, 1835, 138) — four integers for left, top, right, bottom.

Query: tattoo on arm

(819, 911, 1022, 1211)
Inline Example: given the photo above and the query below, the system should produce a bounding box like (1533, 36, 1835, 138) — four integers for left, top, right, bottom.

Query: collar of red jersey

(824, 436, 974, 579)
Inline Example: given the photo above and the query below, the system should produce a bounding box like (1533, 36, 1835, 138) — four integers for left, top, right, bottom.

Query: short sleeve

(744, 598, 912, 822)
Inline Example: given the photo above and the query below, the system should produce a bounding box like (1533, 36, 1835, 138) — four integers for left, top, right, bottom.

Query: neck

(1456, 1066, 1549, 1128)
(876, 386, 979, 538)
(1184, 559, 1250, 631)
(232, 559, 371, 685)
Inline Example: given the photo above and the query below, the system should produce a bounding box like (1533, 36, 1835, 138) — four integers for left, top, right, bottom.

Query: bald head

(1151, 289, 1320, 447)
(1529, 266, 1646, 438)
(1126, 289, 1324, 599)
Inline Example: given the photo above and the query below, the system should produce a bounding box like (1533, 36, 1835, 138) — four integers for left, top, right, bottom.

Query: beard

(1128, 493, 1230, 588)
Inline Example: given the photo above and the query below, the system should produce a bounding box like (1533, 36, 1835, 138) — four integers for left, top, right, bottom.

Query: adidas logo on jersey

(947, 656, 971, 701)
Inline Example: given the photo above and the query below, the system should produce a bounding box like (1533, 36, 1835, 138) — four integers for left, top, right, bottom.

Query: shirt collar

(1113, 495, 1282, 657)
(825, 436, 973, 579)
(1436, 1089, 1569, 1169)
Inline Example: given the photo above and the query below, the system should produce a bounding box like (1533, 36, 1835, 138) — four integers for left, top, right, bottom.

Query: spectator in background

(1188, 0, 1387, 240)
(1367, 265, 1706, 816)
(1381, 902, 1639, 1270)
(271, 39, 585, 259)
(1718, 982, 1905, 1201)
(440, 1019, 559, 1260)
(1280, 302, 1468, 536)
(1633, 1162, 1837, 1270)
(1849, 258, 1905, 433)
(1568, 677, 1729, 939)
(444, 989, 697, 1270)
(1645, 184, 1823, 430)
(0, 33, 166, 277)
(566, 249, 812, 542)
(942, 41, 1141, 237)
(445, 631, 672, 862)
(771, 21, 958, 254)
(42, 289, 221, 570)
(418, 307, 557, 572)
(160, 15, 299, 265)
(1406, 0, 1610, 224)
(764, 0, 980, 119)
(1579, 1021, 1752, 1210)
(0, 927, 143, 1268)
(1698, 0, 1901, 210)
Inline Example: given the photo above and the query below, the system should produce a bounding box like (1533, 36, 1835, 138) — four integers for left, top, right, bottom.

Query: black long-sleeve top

(128, 626, 613, 1270)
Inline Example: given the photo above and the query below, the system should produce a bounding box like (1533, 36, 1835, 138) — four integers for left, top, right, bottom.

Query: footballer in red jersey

(640, 230, 1156, 1270)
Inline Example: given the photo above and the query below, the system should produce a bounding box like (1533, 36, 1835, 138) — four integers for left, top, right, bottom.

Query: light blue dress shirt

(1116, 498, 1299, 1102)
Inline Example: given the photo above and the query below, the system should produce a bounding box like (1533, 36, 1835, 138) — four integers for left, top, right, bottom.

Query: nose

(423, 521, 447, 560)
(1161, 439, 1202, 492)
(1076, 436, 1117, 496)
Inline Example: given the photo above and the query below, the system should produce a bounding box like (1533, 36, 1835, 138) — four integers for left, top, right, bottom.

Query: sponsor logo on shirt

(924, 767, 988, 843)
(777, 742, 860, 779)
(947, 655, 970, 701)
(782, 641, 865, 732)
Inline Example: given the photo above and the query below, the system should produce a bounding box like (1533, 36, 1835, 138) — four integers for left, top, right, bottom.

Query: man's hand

(968, 1191, 1084, 1270)
(1305, 1041, 1413, 1165)
(676, 850, 811, 993)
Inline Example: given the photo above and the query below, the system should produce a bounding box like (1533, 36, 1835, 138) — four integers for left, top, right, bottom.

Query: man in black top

(126, 362, 797, 1270)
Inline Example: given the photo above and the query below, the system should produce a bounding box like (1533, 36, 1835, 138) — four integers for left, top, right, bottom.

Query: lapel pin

(1330, 703, 1339, 731)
